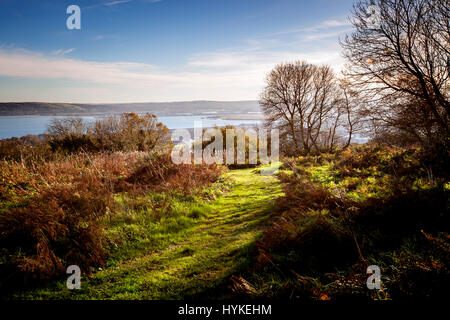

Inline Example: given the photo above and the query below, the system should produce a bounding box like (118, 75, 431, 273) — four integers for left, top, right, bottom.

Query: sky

(0, 0, 356, 103)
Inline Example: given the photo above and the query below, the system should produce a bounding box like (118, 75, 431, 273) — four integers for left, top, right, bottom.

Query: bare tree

(260, 61, 352, 155)
(305, 65, 340, 152)
(337, 78, 366, 148)
(93, 113, 170, 152)
(341, 0, 449, 146)
(47, 117, 87, 137)
(259, 61, 311, 153)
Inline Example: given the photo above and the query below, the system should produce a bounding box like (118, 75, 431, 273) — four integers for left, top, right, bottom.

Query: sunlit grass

(14, 167, 283, 299)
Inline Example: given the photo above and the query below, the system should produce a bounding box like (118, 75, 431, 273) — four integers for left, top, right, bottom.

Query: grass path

(21, 168, 283, 299)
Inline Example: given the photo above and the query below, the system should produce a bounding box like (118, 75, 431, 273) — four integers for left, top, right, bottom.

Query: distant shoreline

(0, 101, 261, 117)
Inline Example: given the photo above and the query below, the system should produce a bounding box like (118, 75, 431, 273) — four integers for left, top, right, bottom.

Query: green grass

(13, 168, 283, 300)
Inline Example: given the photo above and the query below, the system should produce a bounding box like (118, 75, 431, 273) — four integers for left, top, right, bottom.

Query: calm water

(0, 115, 263, 139)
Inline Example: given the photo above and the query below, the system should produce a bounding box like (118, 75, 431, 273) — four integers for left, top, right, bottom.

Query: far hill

(0, 101, 261, 116)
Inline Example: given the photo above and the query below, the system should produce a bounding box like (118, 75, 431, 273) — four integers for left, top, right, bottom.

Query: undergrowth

(227, 145, 449, 300)
(0, 151, 224, 294)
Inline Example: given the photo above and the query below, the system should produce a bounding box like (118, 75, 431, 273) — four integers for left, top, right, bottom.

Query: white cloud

(303, 29, 353, 41)
(301, 19, 352, 33)
(85, 0, 133, 9)
(0, 46, 346, 102)
(104, 0, 133, 6)
(317, 19, 352, 28)
(188, 49, 343, 71)
(85, 0, 161, 9)
(52, 48, 75, 56)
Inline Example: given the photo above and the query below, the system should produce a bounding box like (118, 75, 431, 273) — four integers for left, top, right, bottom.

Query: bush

(122, 153, 224, 195)
(48, 134, 99, 154)
(0, 135, 51, 162)
(91, 113, 170, 152)
(45, 113, 171, 154)
(0, 173, 111, 291)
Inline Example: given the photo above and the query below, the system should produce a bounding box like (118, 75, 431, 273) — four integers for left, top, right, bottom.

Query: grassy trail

(21, 168, 283, 299)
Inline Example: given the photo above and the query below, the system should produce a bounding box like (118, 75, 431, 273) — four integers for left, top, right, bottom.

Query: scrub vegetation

(4, 168, 282, 299)
(229, 146, 449, 300)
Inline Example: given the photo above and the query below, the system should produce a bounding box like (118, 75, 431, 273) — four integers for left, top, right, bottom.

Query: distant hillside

(0, 103, 87, 115)
(0, 101, 261, 116)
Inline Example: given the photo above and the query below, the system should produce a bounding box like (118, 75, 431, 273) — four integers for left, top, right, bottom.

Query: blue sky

(0, 0, 356, 103)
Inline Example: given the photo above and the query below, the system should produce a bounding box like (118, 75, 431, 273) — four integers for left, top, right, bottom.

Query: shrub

(0, 135, 51, 162)
(122, 153, 224, 195)
(0, 174, 111, 291)
(48, 134, 99, 154)
(91, 113, 171, 152)
(45, 113, 171, 154)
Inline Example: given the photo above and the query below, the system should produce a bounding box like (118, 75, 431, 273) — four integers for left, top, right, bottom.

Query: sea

(0, 115, 263, 139)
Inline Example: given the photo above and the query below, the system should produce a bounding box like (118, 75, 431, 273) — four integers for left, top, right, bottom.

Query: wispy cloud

(104, 0, 133, 6)
(309, 19, 352, 30)
(303, 29, 353, 41)
(85, 0, 133, 9)
(188, 49, 343, 72)
(0, 43, 345, 102)
(236, 18, 353, 55)
(85, 0, 161, 9)
(52, 48, 75, 56)
(266, 18, 352, 37)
